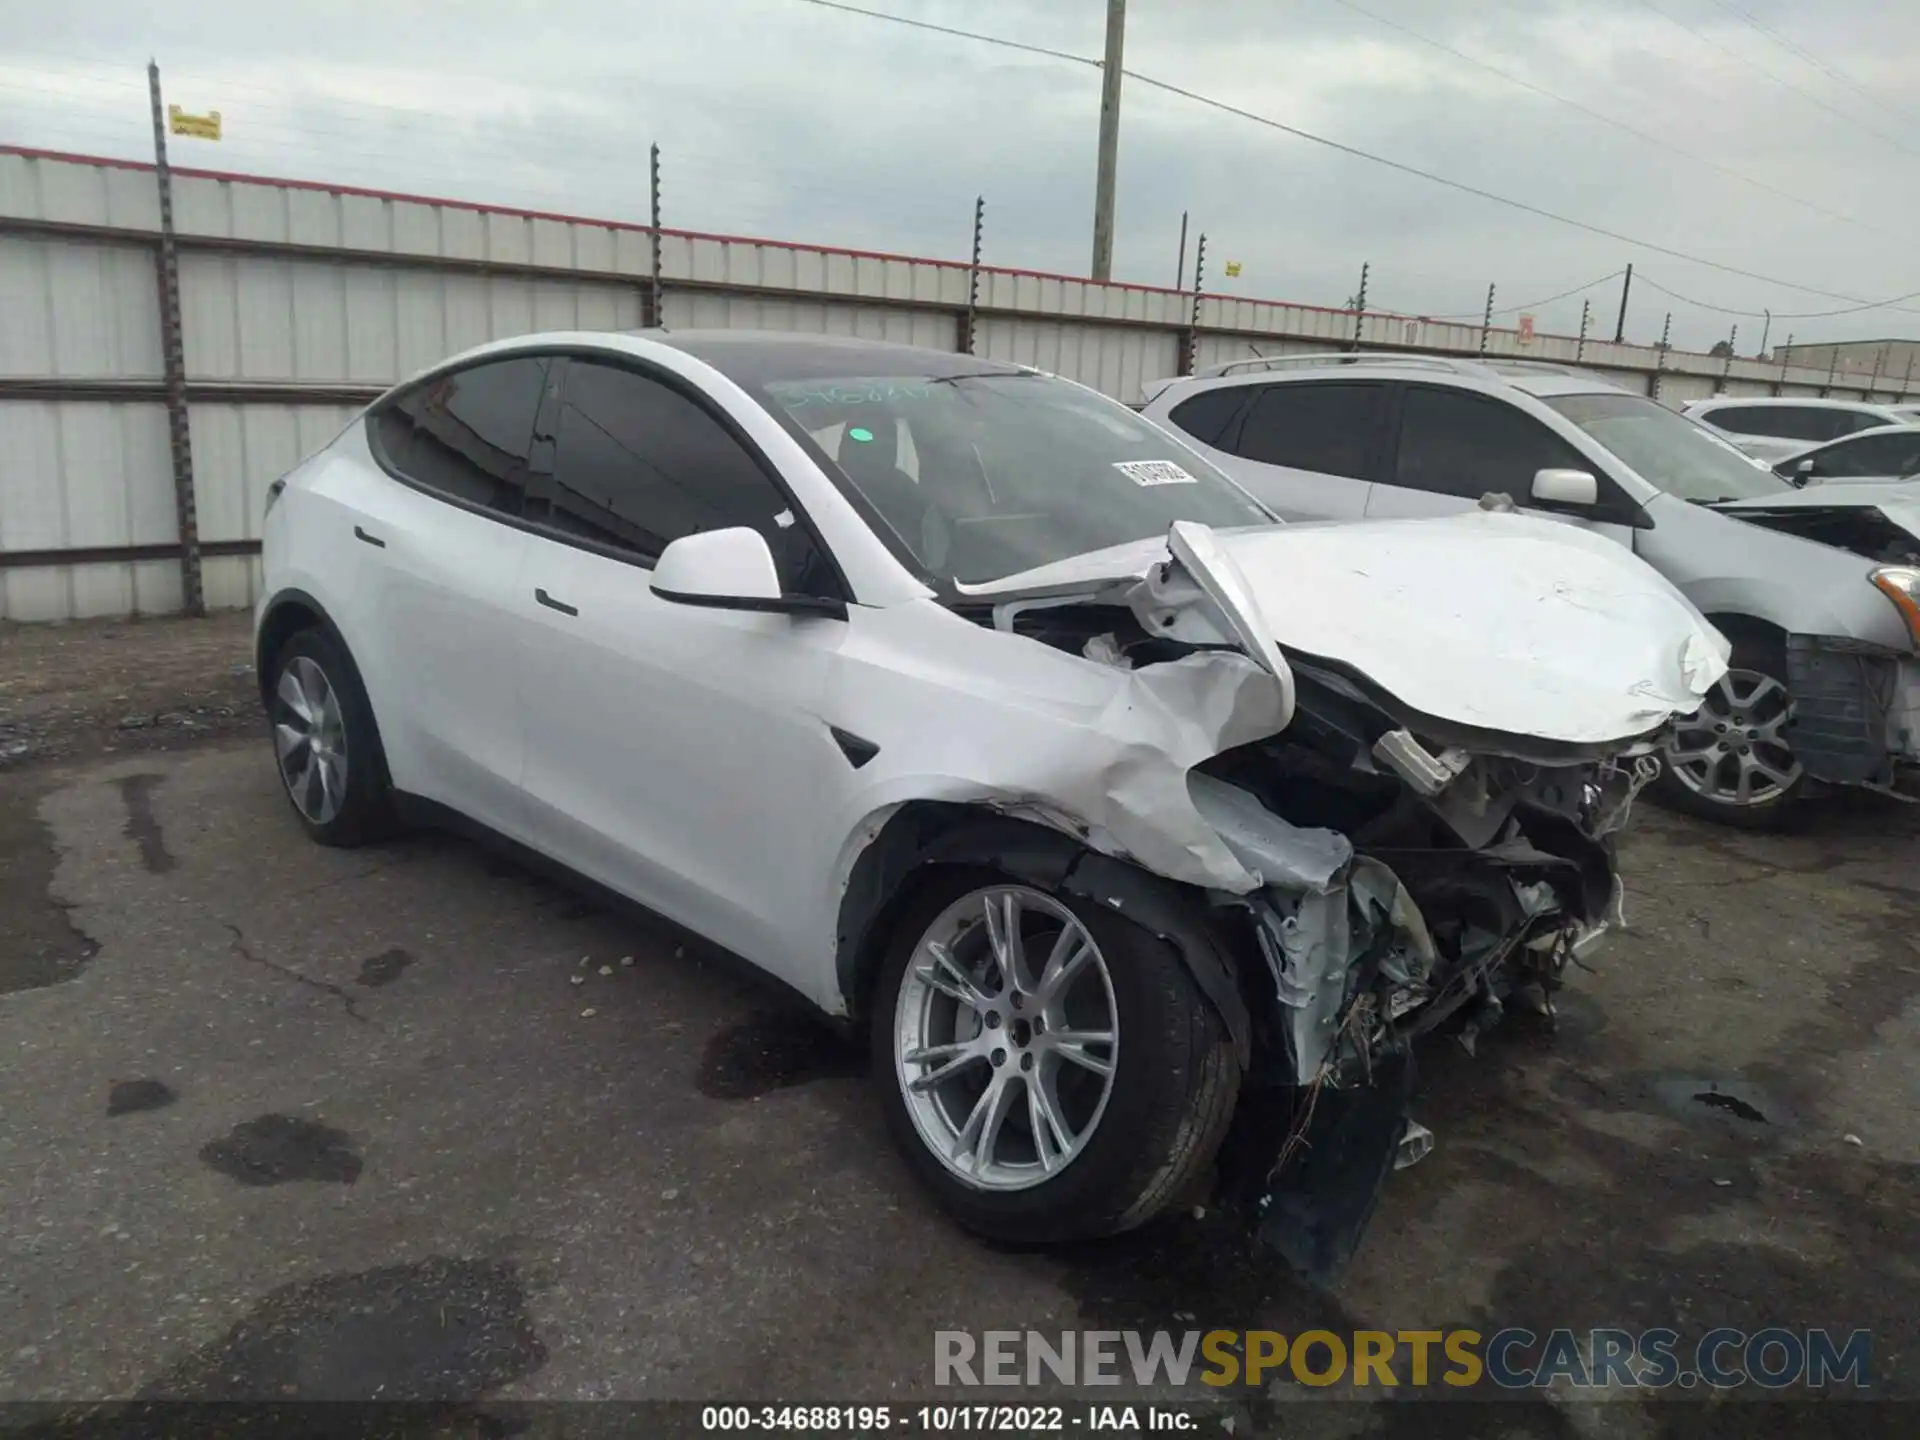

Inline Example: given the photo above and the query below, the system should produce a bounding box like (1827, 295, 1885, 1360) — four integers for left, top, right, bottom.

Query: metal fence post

(1349, 261, 1369, 351)
(1174, 210, 1187, 290)
(648, 143, 664, 329)
(1822, 348, 1838, 398)
(1903, 353, 1916, 399)
(1867, 344, 1886, 401)
(146, 60, 203, 616)
(1576, 299, 1590, 362)
(1774, 332, 1792, 395)
(1721, 325, 1737, 385)
(1649, 311, 1671, 401)
(1180, 234, 1206, 376)
(964, 196, 985, 356)
(1478, 283, 1495, 356)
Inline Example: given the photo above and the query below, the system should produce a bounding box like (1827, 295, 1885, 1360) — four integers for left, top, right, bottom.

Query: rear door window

(371, 356, 550, 516)
(1231, 382, 1387, 479)
(1391, 386, 1591, 500)
(1713, 405, 1846, 442)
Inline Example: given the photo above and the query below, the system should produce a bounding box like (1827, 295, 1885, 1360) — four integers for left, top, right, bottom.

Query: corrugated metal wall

(5, 144, 1916, 621)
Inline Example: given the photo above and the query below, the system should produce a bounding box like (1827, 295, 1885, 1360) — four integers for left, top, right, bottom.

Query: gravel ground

(1, 614, 1915, 1439)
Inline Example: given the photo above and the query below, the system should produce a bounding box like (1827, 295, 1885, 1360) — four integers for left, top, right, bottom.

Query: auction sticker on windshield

(1115, 459, 1198, 486)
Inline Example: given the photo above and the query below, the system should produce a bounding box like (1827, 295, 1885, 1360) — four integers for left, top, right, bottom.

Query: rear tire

(1653, 635, 1807, 830)
(266, 627, 396, 848)
(872, 867, 1240, 1244)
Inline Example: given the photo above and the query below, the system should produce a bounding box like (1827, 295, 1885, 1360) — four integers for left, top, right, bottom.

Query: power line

(1699, 0, 1920, 132)
(1424, 269, 1627, 320)
(1623, 0, 1920, 162)
(787, 0, 1918, 312)
(1634, 271, 1920, 320)
(794, 0, 1096, 68)
(1320, 0, 1893, 239)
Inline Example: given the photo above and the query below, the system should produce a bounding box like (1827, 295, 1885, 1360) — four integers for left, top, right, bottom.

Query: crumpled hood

(961, 511, 1730, 746)
(1714, 478, 1920, 539)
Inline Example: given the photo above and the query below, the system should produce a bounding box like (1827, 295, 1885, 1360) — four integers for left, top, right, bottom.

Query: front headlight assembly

(1870, 566, 1920, 647)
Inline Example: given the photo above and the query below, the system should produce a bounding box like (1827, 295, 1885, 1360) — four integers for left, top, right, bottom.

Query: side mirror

(651, 526, 845, 618)
(1795, 458, 1818, 481)
(1531, 468, 1599, 507)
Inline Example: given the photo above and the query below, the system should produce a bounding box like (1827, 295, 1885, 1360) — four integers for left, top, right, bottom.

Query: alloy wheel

(893, 886, 1119, 1192)
(1663, 667, 1802, 808)
(273, 655, 349, 825)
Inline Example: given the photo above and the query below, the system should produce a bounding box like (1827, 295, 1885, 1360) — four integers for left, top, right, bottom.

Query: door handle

(353, 525, 386, 548)
(534, 587, 578, 616)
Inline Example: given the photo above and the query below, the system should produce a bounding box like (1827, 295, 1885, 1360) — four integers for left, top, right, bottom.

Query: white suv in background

(1684, 396, 1920, 465)
(1142, 354, 1920, 827)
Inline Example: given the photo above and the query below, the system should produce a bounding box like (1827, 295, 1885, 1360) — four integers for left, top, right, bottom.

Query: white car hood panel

(963, 512, 1729, 745)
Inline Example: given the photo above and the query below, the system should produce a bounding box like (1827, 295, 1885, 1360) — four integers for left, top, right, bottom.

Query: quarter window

(1392, 387, 1590, 500)
(1167, 387, 1250, 448)
(371, 357, 550, 515)
(536, 359, 832, 593)
(1232, 382, 1386, 479)
(1819, 432, 1920, 478)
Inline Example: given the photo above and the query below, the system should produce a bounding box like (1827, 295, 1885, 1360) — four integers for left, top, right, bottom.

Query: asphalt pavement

(1, 616, 1915, 1438)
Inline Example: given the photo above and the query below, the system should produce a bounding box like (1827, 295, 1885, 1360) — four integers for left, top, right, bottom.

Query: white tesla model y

(256, 330, 1727, 1274)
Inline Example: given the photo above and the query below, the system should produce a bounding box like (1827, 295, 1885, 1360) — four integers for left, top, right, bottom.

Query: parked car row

(1681, 395, 1920, 465)
(255, 330, 1735, 1276)
(1143, 353, 1920, 828)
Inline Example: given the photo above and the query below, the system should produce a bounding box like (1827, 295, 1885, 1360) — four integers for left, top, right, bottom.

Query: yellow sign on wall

(167, 106, 222, 140)
(1223, 261, 1243, 278)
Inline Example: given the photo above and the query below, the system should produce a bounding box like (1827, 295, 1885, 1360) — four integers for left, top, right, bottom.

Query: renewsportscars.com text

(934, 1327, 1872, 1391)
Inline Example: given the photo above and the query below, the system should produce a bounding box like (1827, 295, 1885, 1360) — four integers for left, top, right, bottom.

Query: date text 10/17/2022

(701, 1405, 1196, 1432)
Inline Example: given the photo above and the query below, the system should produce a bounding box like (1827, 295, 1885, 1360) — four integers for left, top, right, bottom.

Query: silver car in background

(1683, 395, 1920, 466)
(1143, 355, 1920, 827)
(1771, 424, 1920, 488)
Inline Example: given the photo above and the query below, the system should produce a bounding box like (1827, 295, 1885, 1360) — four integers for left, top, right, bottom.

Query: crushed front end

(1188, 656, 1659, 1282)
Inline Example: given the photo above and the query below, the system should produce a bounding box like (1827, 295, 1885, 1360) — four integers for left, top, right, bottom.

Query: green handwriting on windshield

(772, 380, 938, 409)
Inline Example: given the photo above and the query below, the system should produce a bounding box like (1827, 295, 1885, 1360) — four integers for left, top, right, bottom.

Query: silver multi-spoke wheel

(1664, 666, 1803, 808)
(273, 655, 349, 825)
(894, 886, 1119, 1192)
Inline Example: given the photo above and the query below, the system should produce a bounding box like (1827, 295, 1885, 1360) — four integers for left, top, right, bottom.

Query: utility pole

(1174, 210, 1188, 290)
(1613, 263, 1633, 343)
(1758, 308, 1770, 359)
(1090, 0, 1127, 281)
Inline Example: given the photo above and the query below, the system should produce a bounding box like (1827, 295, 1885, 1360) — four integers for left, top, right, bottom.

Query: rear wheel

(268, 627, 395, 847)
(873, 869, 1240, 1244)
(1654, 636, 1806, 829)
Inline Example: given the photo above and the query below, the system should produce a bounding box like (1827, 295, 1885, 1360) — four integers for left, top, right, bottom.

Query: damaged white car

(255, 332, 1726, 1276)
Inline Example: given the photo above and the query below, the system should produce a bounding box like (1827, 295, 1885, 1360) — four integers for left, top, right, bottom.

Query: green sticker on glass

(848, 427, 875, 443)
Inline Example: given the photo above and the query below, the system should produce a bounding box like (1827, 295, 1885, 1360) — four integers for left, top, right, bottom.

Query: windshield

(755, 372, 1273, 585)
(1543, 392, 1792, 503)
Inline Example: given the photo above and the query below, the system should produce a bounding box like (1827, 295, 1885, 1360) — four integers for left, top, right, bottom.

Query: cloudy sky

(3, 0, 1916, 351)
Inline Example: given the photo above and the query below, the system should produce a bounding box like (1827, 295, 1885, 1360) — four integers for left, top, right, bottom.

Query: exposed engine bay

(1715, 502, 1920, 565)
(992, 591, 1661, 1280)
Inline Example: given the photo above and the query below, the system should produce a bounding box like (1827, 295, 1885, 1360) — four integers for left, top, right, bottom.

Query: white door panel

(517, 538, 850, 988)
(302, 456, 532, 835)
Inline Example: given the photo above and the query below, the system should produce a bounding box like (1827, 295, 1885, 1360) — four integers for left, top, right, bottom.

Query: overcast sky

(4, 0, 1916, 352)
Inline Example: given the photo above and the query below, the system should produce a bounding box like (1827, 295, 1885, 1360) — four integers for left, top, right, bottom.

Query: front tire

(1654, 636, 1807, 830)
(267, 627, 395, 848)
(872, 869, 1240, 1244)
